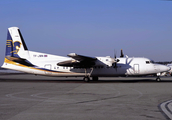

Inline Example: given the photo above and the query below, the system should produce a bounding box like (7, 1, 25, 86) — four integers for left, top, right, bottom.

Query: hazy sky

(0, 0, 172, 66)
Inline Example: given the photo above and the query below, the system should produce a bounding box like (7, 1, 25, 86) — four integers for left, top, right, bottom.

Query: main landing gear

(83, 68, 92, 82)
(83, 68, 98, 82)
(83, 76, 99, 82)
(83, 76, 90, 82)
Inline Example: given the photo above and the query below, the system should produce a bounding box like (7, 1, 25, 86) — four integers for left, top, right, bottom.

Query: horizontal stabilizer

(5, 56, 34, 67)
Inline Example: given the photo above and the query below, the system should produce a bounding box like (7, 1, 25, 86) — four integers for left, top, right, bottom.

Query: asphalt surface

(0, 74, 172, 120)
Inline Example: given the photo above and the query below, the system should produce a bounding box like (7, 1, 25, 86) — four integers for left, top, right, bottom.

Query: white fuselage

(2, 50, 170, 77)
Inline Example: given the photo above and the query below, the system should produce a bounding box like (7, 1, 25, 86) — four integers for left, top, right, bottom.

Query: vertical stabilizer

(5, 27, 28, 58)
(2, 27, 34, 68)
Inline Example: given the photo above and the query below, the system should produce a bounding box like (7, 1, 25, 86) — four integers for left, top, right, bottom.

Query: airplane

(1, 27, 171, 82)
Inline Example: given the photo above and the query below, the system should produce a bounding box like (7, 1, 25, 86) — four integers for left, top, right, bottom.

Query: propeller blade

(113, 49, 120, 71)
(114, 49, 116, 59)
(120, 49, 124, 58)
(115, 62, 117, 71)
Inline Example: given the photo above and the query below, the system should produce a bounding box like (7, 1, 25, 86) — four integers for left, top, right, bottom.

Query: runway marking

(159, 99, 172, 120)
(6, 92, 45, 101)
(72, 91, 121, 104)
(31, 92, 50, 99)
(130, 88, 143, 99)
(119, 86, 143, 100)
(4, 87, 142, 107)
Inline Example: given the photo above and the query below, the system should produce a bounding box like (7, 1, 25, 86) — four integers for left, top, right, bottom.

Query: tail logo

(7, 40, 21, 54)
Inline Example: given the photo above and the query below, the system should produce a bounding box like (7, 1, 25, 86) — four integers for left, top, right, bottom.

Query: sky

(0, 0, 172, 66)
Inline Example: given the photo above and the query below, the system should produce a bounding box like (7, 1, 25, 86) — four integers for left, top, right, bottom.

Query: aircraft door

(44, 64, 52, 74)
(134, 64, 139, 74)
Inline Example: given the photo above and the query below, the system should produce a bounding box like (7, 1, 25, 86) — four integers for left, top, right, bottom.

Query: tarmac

(0, 74, 172, 120)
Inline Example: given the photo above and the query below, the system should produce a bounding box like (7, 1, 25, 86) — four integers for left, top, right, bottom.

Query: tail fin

(5, 27, 28, 58)
(2, 27, 34, 68)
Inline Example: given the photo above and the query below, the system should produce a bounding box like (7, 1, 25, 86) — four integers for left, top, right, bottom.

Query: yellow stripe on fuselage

(4, 58, 72, 74)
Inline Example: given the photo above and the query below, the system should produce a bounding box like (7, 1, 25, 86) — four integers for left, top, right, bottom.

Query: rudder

(5, 27, 28, 58)
(2, 27, 34, 68)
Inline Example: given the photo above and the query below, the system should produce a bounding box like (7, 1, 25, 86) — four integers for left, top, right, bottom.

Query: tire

(83, 76, 90, 82)
(156, 77, 161, 82)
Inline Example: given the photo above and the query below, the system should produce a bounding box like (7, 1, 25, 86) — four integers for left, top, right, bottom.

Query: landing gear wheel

(83, 76, 90, 82)
(156, 77, 161, 82)
(92, 76, 98, 81)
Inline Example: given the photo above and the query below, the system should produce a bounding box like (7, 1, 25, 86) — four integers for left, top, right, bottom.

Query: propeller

(125, 57, 133, 67)
(112, 50, 120, 70)
(120, 49, 124, 58)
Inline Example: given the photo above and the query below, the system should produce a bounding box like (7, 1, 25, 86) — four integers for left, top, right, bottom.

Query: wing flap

(57, 60, 77, 67)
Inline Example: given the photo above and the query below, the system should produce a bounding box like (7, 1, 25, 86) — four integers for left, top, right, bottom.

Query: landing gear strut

(156, 73, 161, 82)
(83, 68, 94, 82)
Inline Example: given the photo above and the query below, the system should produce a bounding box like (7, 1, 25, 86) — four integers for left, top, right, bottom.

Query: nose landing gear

(156, 76, 161, 82)
(156, 73, 161, 82)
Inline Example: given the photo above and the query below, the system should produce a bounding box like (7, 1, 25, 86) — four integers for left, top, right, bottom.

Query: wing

(57, 53, 97, 68)
(67, 53, 97, 61)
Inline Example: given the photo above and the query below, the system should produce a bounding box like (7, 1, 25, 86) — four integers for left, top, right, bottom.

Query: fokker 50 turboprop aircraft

(1, 27, 171, 82)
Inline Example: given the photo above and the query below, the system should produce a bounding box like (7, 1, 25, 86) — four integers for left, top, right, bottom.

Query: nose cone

(157, 65, 171, 72)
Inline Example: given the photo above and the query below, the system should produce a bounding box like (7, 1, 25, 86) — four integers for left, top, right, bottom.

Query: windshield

(146, 60, 154, 64)
(150, 60, 154, 63)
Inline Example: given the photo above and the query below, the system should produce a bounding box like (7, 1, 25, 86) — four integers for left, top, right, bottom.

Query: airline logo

(6, 40, 21, 54)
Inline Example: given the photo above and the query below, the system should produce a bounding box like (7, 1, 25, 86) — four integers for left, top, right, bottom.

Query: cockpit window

(150, 60, 154, 63)
(146, 61, 150, 64)
(146, 60, 154, 64)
